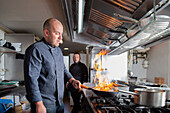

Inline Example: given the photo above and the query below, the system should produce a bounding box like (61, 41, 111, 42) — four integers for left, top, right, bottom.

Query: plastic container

(0, 99, 14, 113)
(0, 81, 19, 86)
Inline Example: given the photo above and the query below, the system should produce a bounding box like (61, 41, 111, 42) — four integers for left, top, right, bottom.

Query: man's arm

(24, 47, 44, 109)
(64, 66, 81, 89)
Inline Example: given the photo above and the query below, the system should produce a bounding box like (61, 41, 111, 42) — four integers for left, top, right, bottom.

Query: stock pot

(150, 85, 170, 101)
(119, 88, 166, 107)
(134, 88, 166, 107)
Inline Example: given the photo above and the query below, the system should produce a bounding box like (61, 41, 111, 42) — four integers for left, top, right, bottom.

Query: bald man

(24, 18, 81, 113)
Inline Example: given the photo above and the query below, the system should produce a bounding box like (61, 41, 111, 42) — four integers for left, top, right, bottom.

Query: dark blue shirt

(24, 38, 72, 105)
(69, 62, 88, 83)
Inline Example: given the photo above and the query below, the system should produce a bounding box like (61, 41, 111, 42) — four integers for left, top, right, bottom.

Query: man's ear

(44, 29, 49, 37)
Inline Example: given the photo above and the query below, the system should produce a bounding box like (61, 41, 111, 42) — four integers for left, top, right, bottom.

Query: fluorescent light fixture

(64, 47, 69, 50)
(78, 0, 85, 33)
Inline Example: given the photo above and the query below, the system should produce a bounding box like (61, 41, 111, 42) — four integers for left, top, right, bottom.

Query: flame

(94, 82, 118, 92)
(93, 48, 118, 92)
(93, 49, 109, 62)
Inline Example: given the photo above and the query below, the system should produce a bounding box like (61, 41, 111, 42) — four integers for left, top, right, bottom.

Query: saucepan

(81, 85, 166, 107)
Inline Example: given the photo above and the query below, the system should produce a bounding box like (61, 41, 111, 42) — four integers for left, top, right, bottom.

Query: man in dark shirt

(24, 18, 81, 113)
(69, 52, 88, 113)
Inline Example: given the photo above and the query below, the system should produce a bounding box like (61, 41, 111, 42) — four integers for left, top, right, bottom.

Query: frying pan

(81, 84, 119, 97)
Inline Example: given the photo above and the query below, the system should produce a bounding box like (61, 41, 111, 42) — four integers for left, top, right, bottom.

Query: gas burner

(135, 106, 150, 113)
(135, 106, 149, 109)
(81, 92, 170, 113)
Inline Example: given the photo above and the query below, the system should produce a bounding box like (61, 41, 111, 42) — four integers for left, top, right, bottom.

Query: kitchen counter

(0, 86, 26, 97)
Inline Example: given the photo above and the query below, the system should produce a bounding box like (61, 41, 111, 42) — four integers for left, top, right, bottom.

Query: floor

(63, 96, 71, 113)
(64, 91, 82, 113)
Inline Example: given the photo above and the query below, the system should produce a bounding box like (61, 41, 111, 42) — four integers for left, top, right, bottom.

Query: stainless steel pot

(160, 84, 170, 100)
(137, 84, 170, 101)
(119, 88, 166, 107)
(134, 88, 166, 107)
(165, 89, 170, 100)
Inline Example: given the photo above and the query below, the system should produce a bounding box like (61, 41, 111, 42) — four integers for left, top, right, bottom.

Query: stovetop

(81, 83, 170, 113)
(88, 96, 170, 113)
(81, 92, 170, 113)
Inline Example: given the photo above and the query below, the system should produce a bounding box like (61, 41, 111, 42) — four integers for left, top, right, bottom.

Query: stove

(81, 89, 170, 113)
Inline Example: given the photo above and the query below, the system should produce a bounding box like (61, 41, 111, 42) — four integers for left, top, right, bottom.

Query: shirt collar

(42, 38, 57, 51)
(75, 61, 80, 64)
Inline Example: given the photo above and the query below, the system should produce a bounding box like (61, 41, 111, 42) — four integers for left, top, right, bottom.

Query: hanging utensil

(113, 13, 139, 24)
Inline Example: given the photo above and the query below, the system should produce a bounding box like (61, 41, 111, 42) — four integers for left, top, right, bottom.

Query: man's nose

(58, 35, 62, 39)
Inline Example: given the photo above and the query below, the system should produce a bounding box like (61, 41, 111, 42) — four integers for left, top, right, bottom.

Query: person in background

(69, 52, 88, 113)
(24, 18, 81, 113)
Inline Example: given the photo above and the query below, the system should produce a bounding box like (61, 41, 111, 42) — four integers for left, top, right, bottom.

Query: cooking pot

(135, 88, 166, 107)
(135, 84, 170, 101)
(151, 84, 170, 101)
(119, 88, 166, 107)
(160, 84, 170, 100)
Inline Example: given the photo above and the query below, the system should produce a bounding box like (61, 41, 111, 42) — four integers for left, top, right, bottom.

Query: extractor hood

(62, 0, 170, 55)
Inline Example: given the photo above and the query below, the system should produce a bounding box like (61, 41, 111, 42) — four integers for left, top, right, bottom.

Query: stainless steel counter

(0, 86, 26, 97)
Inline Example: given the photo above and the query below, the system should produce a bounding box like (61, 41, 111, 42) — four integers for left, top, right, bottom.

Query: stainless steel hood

(62, 0, 170, 55)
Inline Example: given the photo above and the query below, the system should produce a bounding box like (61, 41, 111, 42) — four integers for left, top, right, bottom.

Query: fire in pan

(81, 84, 119, 98)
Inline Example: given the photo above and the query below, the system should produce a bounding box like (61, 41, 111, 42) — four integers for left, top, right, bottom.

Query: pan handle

(118, 89, 139, 96)
(81, 84, 89, 89)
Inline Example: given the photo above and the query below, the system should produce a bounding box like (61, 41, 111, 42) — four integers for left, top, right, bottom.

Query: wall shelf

(0, 47, 21, 54)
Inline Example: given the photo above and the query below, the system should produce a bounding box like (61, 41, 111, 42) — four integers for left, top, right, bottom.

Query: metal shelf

(0, 47, 21, 53)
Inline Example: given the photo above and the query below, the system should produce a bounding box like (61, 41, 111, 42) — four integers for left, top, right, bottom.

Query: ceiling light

(78, 0, 85, 33)
(64, 47, 69, 50)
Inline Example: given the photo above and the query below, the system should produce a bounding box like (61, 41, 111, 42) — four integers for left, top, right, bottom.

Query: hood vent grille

(90, 9, 123, 30)
(104, 0, 144, 13)
(87, 27, 111, 39)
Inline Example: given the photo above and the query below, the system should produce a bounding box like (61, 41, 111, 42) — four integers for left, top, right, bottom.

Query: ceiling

(64, 0, 170, 55)
(0, 0, 87, 55)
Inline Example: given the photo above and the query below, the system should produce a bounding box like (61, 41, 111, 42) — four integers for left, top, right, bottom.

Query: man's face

(73, 54, 80, 63)
(44, 20, 63, 47)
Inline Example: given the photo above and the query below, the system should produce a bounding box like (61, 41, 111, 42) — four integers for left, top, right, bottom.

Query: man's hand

(66, 82, 69, 89)
(72, 79, 81, 89)
(35, 101, 46, 113)
(69, 78, 81, 89)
